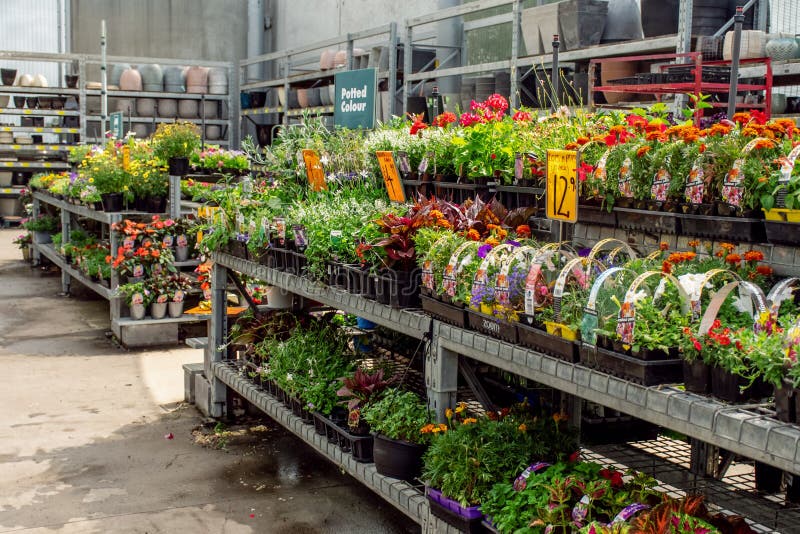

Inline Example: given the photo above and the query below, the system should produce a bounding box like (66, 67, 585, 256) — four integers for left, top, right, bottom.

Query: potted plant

(12, 233, 32, 261)
(117, 281, 152, 320)
(146, 275, 171, 319)
(22, 214, 59, 244)
(152, 121, 201, 176)
(336, 367, 396, 434)
(165, 273, 193, 317)
(361, 388, 433, 481)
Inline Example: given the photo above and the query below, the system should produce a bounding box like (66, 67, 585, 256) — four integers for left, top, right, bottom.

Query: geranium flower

(512, 110, 532, 122)
(577, 162, 594, 182)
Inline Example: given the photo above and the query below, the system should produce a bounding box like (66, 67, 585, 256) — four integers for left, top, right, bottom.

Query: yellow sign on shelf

(302, 149, 327, 192)
(545, 149, 579, 223)
(376, 151, 406, 203)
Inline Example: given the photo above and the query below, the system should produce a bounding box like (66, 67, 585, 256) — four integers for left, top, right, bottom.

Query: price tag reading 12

(546, 149, 579, 223)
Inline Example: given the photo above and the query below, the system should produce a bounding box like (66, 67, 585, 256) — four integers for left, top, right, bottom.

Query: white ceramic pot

(265, 286, 292, 309)
(200, 99, 218, 119)
(175, 245, 189, 262)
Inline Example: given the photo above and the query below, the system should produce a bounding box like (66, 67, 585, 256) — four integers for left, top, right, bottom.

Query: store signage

(375, 151, 405, 203)
(109, 111, 124, 139)
(545, 149, 578, 223)
(334, 68, 376, 129)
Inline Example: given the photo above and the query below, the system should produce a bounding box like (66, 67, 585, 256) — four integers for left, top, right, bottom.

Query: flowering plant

(190, 146, 250, 172)
(151, 121, 201, 161)
(116, 281, 152, 307)
(361, 388, 433, 445)
(12, 233, 32, 249)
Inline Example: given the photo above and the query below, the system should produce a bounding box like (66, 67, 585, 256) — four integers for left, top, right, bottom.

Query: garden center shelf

(0, 86, 80, 97)
(0, 186, 25, 198)
(32, 190, 207, 348)
(0, 108, 80, 117)
(84, 89, 229, 101)
(0, 144, 73, 152)
(33, 242, 113, 300)
(0, 126, 79, 134)
(1, 161, 70, 170)
(208, 252, 800, 477)
(589, 53, 774, 118)
(209, 252, 431, 340)
(212, 360, 455, 533)
(84, 115, 230, 126)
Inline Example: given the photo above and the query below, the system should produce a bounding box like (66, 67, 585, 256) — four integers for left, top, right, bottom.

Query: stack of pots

(137, 64, 162, 121)
(117, 67, 141, 122)
(0, 68, 15, 109)
(160, 66, 185, 118)
(180, 66, 208, 119)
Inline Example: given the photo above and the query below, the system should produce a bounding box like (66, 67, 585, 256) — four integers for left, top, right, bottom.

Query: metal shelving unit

(205, 252, 800, 530)
(30, 189, 209, 347)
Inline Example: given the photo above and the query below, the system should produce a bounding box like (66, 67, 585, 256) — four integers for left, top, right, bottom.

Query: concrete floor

(0, 229, 420, 534)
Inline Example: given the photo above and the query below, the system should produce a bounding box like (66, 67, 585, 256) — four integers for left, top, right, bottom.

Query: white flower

(286, 373, 293, 382)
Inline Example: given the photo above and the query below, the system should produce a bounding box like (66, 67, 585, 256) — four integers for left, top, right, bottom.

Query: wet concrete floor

(0, 228, 420, 533)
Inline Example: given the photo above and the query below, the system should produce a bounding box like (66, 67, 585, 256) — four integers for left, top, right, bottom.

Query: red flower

(577, 162, 594, 182)
(693, 340, 702, 351)
(432, 111, 457, 128)
(512, 110, 532, 122)
(490, 153, 497, 160)
(409, 114, 428, 135)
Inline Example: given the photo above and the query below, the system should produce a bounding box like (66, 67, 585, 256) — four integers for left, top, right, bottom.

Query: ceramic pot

(185, 66, 209, 93)
(320, 50, 335, 70)
(175, 245, 189, 262)
(132, 123, 149, 139)
(772, 93, 788, 115)
(116, 98, 134, 114)
(163, 66, 186, 92)
(64, 74, 78, 88)
(178, 99, 198, 118)
(158, 98, 177, 117)
(119, 68, 142, 91)
(110, 64, 130, 86)
(297, 88, 309, 108)
(1, 68, 17, 85)
(136, 98, 156, 117)
(205, 125, 221, 140)
(139, 64, 163, 90)
(277, 87, 286, 107)
(207, 67, 227, 94)
(200, 99, 218, 119)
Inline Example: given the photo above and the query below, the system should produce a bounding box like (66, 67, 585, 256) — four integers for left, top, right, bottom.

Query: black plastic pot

(421, 294, 469, 328)
(1, 68, 16, 86)
(168, 156, 190, 176)
(100, 192, 123, 212)
(373, 434, 426, 482)
(683, 359, 711, 394)
(754, 462, 783, 494)
(146, 195, 167, 213)
(710, 367, 770, 403)
(774, 380, 800, 423)
(65, 74, 79, 88)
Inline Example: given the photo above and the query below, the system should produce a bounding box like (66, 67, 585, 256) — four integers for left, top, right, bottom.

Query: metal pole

(388, 22, 398, 117)
(100, 20, 107, 137)
(551, 34, 560, 112)
(510, 0, 521, 109)
(726, 7, 745, 119)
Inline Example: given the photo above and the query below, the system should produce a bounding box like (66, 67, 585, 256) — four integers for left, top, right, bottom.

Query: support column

(207, 262, 229, 418)
(426, 323, 459, 422)
(59, 208, 71, 294)
(436, 0, 462, 110)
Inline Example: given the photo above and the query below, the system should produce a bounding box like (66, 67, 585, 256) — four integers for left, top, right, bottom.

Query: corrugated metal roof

(0, 0, 64, 88)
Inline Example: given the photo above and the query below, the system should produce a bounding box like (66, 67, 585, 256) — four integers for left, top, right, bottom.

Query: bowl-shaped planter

(373, 434, 426, 482)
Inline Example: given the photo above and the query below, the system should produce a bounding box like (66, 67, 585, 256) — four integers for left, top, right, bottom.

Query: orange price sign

(376, 151, 405, 203)
(302, 149, 327, 191)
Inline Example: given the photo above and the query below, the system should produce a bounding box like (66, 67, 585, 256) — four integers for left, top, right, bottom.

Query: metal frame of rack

(238, 22, 399, 133)
(0, 51, 238, 148)
(206, 252, 800, 531)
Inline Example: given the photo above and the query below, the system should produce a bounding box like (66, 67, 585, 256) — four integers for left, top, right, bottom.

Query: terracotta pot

(205, 125, 221, 140)
(185, 66, 209, 93)
(200, 99, 218, 119)
(178, 99, 198, 118)
(158, 98, 177, 117)
(110, 64, 130, 86)
(297, 88, 309, 108)
(119, 68, 142, 91)
(136, 98, 156, 117)
(600, 61, 638, 104)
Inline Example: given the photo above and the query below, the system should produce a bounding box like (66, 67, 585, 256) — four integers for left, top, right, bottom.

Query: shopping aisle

(0, 229, 419, 534)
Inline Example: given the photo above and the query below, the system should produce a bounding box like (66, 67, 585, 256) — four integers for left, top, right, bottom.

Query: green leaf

(761, 194, 775, 211)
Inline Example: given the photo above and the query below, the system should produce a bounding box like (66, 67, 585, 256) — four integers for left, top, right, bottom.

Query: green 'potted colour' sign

(334, 68, 376, 130)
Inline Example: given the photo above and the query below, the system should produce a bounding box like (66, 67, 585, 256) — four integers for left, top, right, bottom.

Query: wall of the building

(0, 0, 63, 86)
(69, 0, 248, 63)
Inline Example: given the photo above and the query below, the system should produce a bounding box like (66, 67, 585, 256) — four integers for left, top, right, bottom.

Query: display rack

(30, 188, 209, 348)
(238, 22, 399, 138)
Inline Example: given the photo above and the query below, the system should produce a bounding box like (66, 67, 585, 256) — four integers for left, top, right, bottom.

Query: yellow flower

(518, 423, 527, 432)
(462, 417, 477, 425)
(445, 408, 453, 419)
(455, 402, 467, 415)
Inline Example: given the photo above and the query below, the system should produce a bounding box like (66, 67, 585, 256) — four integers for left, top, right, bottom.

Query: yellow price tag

(546, 149, 579, 223)
(302, 149, 327, 192)
(375, 151, 405, 203)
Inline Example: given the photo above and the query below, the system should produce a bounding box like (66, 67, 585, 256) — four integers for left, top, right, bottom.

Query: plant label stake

(302, 149, 327, 191)
(375, 151, 405, 203)
(684, 158, 705, 205)
(546, 149, 578, 223)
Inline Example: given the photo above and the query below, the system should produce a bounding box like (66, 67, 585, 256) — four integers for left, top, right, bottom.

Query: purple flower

(505, 239, 521, 247)
(478, 244, 493, 259)
(69, 172, 78, 184)
(578, 247, 591, 257)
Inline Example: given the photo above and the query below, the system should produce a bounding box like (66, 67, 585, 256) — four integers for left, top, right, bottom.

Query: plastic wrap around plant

(697, 280, 768, 336)
(768, 277, 800, 316)
(520, 243, 578, 324)
(468, 243, 516, 313)
(420, 233, 464, 296)
(440, 240, 481, 306)
(581, 267, 638, 346)
(492, 245, 544, 321)
(587, 238, 638, 268)
(616, 271, 690, 346)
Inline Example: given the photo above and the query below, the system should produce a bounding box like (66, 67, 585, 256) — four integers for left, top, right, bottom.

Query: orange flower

(688, 239, 699, 249)
(662, 261, 672, 274)
(725, 253, 741, 265)
(496, 228, 508, 240)
(636, 146, 651, 158)
(732, 112, 751, 125)
(462, 417, 477, 425)
(518, 423, 527, 432)
(752, 138, 775, 150)
(467, 229, 481, 241)
(576, 136, 590, 145)
(719, 242, 736, 253)
(565, 142, 579, 150)
(516, 225, 531, 238)
(757, 265, 773, 276)
(698, 143, 707, 153)
(659, 242, 669, 251)
(485, 237, 500, 247)
(743, 250, 764, 262)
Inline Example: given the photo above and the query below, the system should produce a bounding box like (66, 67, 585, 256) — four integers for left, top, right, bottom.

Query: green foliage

(361, 388, 433, 444)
